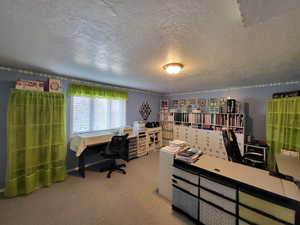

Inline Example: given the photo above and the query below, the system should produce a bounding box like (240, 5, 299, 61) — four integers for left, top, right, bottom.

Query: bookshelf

(160, 98, 246, 158)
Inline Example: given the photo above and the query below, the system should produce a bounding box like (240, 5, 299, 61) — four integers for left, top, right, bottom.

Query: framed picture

(48, 79, 61, 92)
(16, 79, 44, 91)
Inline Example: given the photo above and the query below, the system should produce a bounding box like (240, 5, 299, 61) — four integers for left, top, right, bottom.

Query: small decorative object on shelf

(16, 79, 44, 91)
(47, 79, 61, 92)
(226, 99, 236, 113)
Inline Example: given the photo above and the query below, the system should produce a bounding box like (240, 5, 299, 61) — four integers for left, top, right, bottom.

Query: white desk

(193, 155, 300, 201)
(70, 131, 115, 157)
(70, 131, 137, 177)
(172, 154, 300, 225)
(70, 131, 137, 157)
(276, 153, 300, 181)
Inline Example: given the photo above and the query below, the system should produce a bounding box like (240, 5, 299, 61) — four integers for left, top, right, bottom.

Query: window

(71, 96, 126, 134)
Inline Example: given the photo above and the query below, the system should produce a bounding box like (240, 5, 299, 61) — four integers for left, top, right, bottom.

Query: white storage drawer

(200, 177, 236, 200)
(172, 178, 198, 196)
(173, 187, 198, 220)
(200, 188, 236, 214)
(199, 200, 236, 225)
(173, 167, 199, 185)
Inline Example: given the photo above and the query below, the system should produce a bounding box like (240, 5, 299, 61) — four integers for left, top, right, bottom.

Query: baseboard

(67, 160, 104, 173)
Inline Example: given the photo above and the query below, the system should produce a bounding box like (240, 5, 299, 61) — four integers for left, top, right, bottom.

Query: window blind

(72, 96, 126, 134)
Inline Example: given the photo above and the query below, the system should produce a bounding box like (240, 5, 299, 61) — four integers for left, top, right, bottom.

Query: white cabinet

(174, 125, 244, 160)
(187, 127, 196, 147)
(173, 187, 198, 220)
(172, 125, 244, 160)
(173, 125, 180, 140)
(159, 149, 178, 201)
(178, 126, 186, 141)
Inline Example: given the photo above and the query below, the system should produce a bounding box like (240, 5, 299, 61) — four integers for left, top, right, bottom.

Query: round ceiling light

(163, 63, 184, 74)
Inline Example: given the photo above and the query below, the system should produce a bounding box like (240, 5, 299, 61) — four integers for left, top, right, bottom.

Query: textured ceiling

(0, 0, 300, 93)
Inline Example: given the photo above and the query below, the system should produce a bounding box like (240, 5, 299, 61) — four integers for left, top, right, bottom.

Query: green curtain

(67, 84, 128, 100)
(5, 89, 67, 197)
(266, 97, 300, 170)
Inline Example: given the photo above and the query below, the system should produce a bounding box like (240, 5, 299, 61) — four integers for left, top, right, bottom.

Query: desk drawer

(173, 186, 198, 219)
(239, 191, 295, 225)
(239, 206, 290, 225)
(200, 177, 236, 200)
(172, 177, 198, 196)
(199, 200, 235, 225)
(239, 219, 251, 225)
(200, 188, 236, 214)
(173, 167, 199, 185)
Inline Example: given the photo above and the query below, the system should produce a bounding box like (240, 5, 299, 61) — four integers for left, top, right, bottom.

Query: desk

(70, 131, 115, 157)
(70, 131, 137, 177)
(172, 155, 300, 225)
(276, 153, 300, 182)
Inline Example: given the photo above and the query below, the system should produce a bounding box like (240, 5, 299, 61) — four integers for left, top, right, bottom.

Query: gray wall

(0, 71, 162, 189)
(163, 83, 300, 140)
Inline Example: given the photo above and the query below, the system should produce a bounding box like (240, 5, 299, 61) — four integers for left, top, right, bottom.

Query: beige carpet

(0, 152, 193, 225)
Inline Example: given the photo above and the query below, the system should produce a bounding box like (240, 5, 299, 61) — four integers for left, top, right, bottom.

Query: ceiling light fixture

(163, 63, 184, 75)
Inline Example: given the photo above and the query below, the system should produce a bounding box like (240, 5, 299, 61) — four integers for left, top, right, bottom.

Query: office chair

(102, 134, 129, 178)
(222, 129, 265, 169)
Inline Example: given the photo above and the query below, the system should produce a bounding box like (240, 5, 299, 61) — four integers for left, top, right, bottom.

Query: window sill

(70, 128, 122, 138)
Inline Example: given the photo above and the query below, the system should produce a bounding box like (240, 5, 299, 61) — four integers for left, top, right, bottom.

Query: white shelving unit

(147, 127, 162, 153)
(137, 131, 148, 157)
(160, 99, 246, 160)
(136, 127, 162, 157)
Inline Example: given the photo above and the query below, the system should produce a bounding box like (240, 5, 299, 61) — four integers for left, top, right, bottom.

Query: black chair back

(222, 130, 231, 161)
(228, 130, 243, 163)
(106, 134, 129, 160)
(222, 129, 243, 163)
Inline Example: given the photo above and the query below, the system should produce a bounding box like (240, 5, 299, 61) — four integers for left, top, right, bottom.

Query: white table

(70, 131, 115, 157)
(70, 131, 136, 177)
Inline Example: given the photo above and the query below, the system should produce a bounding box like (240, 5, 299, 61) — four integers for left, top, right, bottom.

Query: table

(70, 131, 136, 178)
(70, 131, 115, 157)
(172, 155, 300, 225)
(276, 153, 300, 182)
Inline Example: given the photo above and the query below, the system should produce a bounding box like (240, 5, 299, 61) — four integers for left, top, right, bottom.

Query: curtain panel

(5, 89, 67, 197)
(266, 97, 300, 170)
(67, 84, 128, 100)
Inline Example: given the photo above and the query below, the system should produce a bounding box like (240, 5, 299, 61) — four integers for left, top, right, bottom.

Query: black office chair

(102, 134, 129, 178)
(222, 129, 265, 169)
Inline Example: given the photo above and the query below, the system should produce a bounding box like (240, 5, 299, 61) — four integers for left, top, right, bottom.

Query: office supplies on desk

(175, 148, 202, 164)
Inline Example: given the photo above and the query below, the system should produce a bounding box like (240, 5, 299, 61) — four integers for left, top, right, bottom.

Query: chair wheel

(107, 174, 111, 178)
(123, 171, 126, 174)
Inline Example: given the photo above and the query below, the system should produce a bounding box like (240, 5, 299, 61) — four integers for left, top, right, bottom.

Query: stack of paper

(169, 140, 189, 148)
(175, 148, 202, 164)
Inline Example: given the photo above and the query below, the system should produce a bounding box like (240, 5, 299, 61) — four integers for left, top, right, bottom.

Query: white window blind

(72, 96, 126, 134)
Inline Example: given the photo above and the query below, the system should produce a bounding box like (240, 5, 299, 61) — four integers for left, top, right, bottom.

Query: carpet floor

(0, 152, 193, 225)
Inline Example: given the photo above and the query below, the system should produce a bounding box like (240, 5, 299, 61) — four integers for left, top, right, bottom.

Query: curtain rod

(0, 65, 162, 96)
